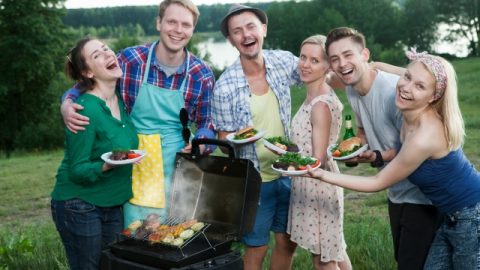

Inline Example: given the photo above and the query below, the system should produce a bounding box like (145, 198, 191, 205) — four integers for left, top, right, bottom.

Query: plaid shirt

(65, 41, 215, 140)
(117, 42, 215, 139)
(211, 50, 300, 169)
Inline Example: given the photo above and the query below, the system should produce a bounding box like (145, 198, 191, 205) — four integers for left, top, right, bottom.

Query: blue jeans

(424, 202, 480, 270)
(242, 176, 291, 246)
(51, 198, 124, 270)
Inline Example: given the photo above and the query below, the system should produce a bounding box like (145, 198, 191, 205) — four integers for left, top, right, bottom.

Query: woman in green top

(51, 37, 138, 270)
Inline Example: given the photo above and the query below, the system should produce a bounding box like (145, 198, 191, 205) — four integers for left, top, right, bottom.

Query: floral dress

(287, 91, 346, 261)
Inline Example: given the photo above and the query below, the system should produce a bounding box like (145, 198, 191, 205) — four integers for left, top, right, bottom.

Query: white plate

(101, 150, 147, 165)
(226, 130, 266, 144)
(262, 138, 301, 154)
(327, 144, 369, 161)
(271, 158, 321, 176)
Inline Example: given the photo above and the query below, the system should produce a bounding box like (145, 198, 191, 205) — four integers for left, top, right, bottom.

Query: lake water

(434, 23, 470, 57)
(197, 38, 239, 69)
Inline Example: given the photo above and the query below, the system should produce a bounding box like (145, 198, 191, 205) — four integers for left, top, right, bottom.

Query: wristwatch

(370, 150, 385, 168)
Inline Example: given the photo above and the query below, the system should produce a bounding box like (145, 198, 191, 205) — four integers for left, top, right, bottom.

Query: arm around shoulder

(372, 61, 406, 76)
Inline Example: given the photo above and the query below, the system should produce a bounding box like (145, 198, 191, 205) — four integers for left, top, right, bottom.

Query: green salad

(272, 152, 319, 171)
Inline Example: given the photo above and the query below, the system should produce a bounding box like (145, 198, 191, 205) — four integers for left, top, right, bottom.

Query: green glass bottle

(343, 115, 358, 167)
(343, 115, 355, 140)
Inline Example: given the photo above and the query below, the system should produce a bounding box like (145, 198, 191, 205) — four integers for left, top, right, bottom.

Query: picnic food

(122, 217, 205, 246)
(110, 149, 141, 160)
(191, 222, 205, 232)
(272, 152, 320, 171)
(331, 137, 362, 157)
(234, 126, 258, 140)
(265, 136, 300, 152)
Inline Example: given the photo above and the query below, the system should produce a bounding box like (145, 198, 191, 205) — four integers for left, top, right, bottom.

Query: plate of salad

(271, 152, 321, 176)
(263, 136, 301, 154)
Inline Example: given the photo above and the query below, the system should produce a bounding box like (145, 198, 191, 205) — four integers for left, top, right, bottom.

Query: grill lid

(169, 138, 261, 240)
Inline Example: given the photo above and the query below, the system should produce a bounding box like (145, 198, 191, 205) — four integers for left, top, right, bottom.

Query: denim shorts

(242, 176, 291, 246)
(424, 201, 480, 270)
(51, 198, 123, 270)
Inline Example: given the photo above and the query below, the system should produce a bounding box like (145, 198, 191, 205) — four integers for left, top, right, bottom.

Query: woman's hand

(306, 165, 324, 179)
(102, 162, 116, 172)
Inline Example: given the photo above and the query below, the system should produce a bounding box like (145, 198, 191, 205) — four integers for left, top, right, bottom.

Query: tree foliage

(436, 0, 480, 56)
(402, 0, 438, 52)
(266, 0, 404, 63)
(0, 0, 70, 156)
(62, 3, 271, 35)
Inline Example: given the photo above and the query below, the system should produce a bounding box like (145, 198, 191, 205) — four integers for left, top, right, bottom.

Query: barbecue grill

(101, 138, 262, 269)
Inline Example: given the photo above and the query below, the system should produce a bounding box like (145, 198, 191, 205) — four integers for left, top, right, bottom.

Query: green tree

(0, 0, 70, 156)
(266, 0, 404, 60)
(436, 0, 480, 56)
(401, 0, 438, 52)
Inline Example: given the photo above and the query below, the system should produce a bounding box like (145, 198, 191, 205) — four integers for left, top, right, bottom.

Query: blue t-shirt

(408, 148, 480, 214)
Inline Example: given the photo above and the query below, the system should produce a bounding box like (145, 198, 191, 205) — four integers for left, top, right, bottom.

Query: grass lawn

(0, 57, 479, 270)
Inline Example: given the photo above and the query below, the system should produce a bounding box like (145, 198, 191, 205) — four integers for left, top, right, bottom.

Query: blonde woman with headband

(307, 50, 480, 270)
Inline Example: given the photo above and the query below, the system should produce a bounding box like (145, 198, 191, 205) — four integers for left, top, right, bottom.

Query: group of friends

(50, 0, 480, 270)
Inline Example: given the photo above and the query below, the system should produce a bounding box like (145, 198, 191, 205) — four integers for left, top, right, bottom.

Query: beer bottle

(343, 115, 358, 167)
(343, 115, 355, 140)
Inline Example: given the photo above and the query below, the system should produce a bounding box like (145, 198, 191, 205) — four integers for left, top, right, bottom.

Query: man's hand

(61, 99, 89, 133)
(354, 150, 376, 163)
(181, 143, 206, 155)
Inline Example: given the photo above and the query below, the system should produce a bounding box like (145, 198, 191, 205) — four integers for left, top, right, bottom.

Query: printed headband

(406, 49, 447, 100)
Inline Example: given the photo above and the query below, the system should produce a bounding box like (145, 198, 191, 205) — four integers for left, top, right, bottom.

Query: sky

(65, 0, 276, 9)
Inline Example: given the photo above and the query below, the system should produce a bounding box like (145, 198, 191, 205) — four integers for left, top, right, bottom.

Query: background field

(0, 57, 478, 269)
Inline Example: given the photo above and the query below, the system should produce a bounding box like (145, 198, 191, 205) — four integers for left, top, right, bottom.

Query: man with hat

(212, 4, 300, 270)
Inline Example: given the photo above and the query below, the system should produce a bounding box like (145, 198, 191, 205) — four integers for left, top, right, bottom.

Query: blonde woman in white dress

(287, 35, 351, 270)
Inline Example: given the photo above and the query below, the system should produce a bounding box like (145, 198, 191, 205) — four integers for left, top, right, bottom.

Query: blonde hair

(429, 57, 465, 150)
(301, 34, 327, 59)
(158, 0, 200, 26)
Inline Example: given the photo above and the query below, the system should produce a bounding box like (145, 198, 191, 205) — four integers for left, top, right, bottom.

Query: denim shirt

(211, 50, 301, 170)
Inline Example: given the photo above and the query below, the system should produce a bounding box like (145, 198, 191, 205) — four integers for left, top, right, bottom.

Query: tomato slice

(332, 150, 341, 157)
(311, 159, 321, 168)
(297, 165, 307, 170)
(127, 153, 141, 159)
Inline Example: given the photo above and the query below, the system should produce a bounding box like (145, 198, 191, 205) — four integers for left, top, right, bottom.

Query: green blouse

(52, 93, 138, 207)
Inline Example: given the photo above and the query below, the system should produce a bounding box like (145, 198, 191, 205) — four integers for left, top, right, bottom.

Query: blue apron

(124, 41, 188, 226)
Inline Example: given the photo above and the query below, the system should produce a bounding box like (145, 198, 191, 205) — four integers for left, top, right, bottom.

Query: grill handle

(191, 138, 236, 158)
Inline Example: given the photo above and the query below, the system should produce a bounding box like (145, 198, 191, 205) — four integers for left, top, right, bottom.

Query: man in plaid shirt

(212, 4, 301, 270)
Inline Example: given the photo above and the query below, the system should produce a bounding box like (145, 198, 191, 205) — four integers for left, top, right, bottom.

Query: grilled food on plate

(234, 126, 258, 140)
(264, 136, 300, 152)
(331, 137, 363, 157)
(272, 152, 320, 171)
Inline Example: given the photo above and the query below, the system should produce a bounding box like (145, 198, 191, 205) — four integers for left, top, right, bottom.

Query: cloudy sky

(65, 0, 279, 9)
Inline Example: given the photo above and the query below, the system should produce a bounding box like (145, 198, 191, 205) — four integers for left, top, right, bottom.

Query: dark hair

(64, 37, 95, 92)
(325, 27, 366, 56)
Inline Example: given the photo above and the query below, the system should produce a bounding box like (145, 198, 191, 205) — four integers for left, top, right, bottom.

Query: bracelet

(370, 150, 384, 168)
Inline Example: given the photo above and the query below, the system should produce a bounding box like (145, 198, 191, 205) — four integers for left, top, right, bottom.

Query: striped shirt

(211, 50, 301, 169)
